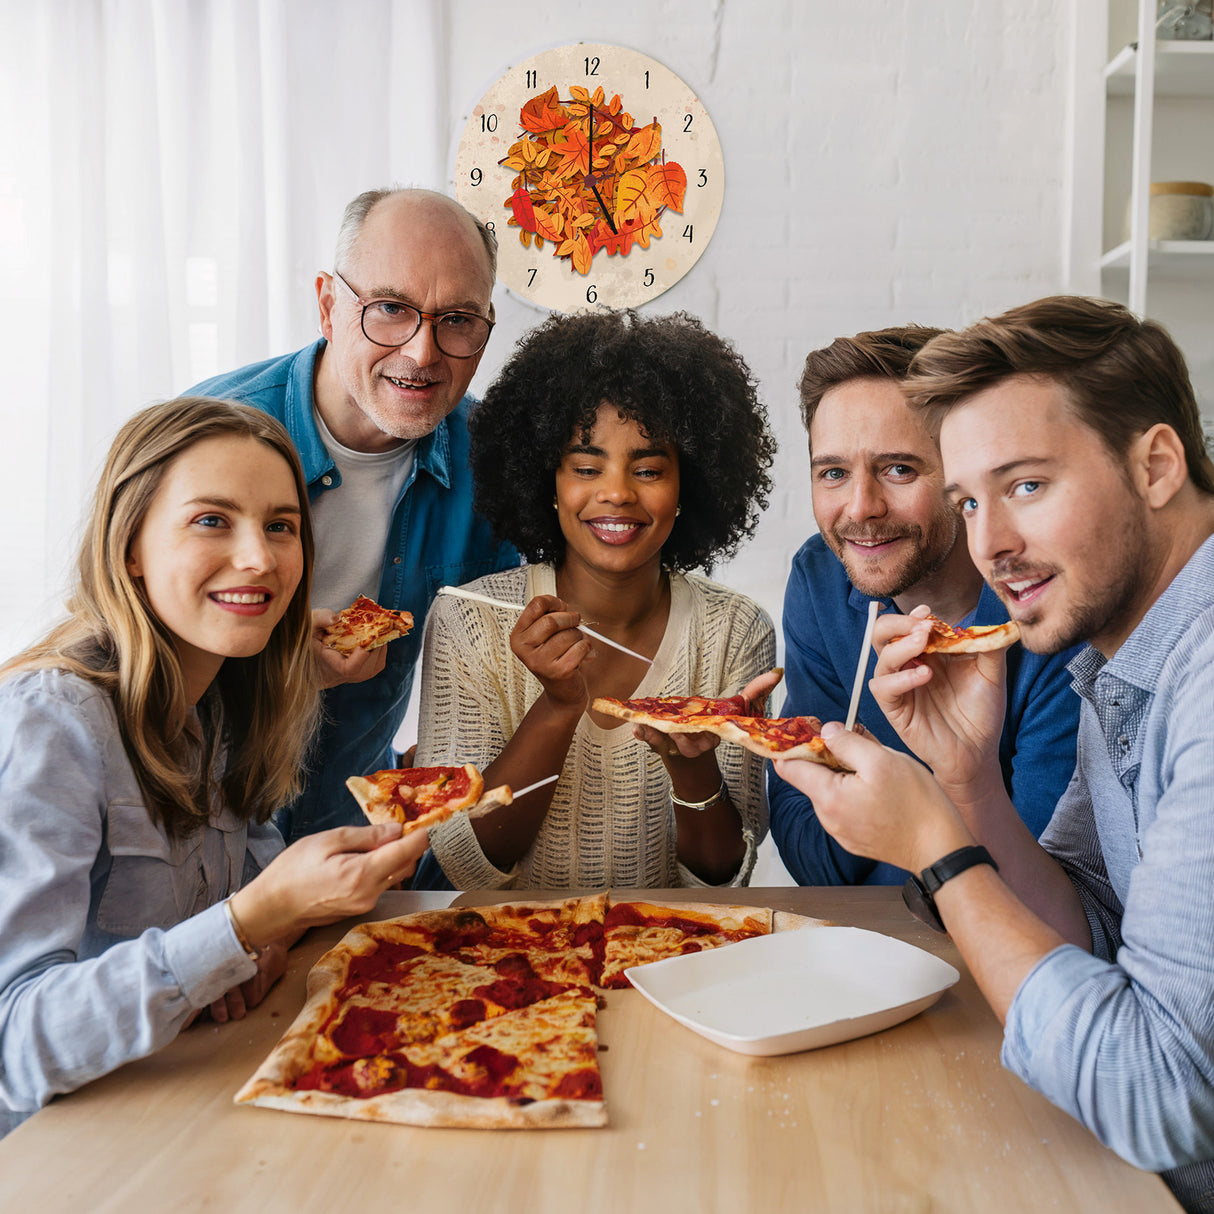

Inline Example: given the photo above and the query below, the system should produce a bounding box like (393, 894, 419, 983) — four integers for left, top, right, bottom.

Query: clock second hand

(584, 101, 617, 234)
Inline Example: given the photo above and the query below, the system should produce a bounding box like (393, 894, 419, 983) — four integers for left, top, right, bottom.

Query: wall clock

(454, 43, 724, 311)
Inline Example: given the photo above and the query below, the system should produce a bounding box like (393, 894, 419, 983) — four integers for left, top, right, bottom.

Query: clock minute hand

(585, 101, 617, 235)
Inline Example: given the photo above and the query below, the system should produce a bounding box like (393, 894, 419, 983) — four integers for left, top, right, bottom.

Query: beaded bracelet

(669, 781, 727, 811)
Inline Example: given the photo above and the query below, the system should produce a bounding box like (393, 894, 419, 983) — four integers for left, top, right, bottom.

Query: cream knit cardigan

(418, 564, 775, 890)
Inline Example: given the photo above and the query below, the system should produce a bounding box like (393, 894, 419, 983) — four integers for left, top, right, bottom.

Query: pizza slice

(591, 694, 751, 733)
(321, 594, 414, 655)
(422, 894, 609, 988)
(294, 987, 605, 1128)
(715, 715, 852, 770)
(314, 953, 522, 1063)
(598, 899, 772, 989)
(898, 612, 1021, 654)
(345, 764, 513, 834)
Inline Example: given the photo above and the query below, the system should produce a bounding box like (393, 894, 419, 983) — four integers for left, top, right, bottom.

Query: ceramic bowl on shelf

(1124, 182, 1214, 241)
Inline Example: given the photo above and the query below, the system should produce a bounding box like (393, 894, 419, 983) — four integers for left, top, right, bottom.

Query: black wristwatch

(901, 845, 998, 933)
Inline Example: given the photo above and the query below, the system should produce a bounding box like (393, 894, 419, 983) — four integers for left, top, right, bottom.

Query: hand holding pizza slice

(592, 691, 851, 772)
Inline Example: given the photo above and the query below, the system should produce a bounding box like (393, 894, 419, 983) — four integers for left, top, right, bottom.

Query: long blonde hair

(4, 397, 319, 836)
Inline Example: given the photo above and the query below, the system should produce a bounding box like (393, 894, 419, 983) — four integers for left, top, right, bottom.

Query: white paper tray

(625, 925, 960, 1056)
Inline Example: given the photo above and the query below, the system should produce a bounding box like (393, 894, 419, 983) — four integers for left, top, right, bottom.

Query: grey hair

(332, 188, 498, 279)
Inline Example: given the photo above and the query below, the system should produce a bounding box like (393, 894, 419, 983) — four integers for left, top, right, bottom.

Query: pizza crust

(237, 1080, 605, 1129)
(713, 718, 851, 770)
(896, 613, 1021, 655)
(591, 696, 740, 734)
(922, 619, 1020, 654)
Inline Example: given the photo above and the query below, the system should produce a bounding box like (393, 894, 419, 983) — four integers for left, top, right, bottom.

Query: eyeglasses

(330, 270, 493, 359)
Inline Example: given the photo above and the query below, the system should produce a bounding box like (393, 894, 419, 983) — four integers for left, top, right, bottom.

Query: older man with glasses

(191, 188, 518, 844)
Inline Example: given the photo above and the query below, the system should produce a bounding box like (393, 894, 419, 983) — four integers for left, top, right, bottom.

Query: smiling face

(125, 435, 305, 701)
(940, 374, 1156, 656)
(316, 193, 495, 452)
(554, 404, 680, 581)
(809, 377, 960, 598)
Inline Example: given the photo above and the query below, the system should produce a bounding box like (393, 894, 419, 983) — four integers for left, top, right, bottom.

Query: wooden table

(0, 887, 1178, 1213)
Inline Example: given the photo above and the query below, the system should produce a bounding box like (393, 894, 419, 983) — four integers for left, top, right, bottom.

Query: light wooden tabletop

(0, 886, 1179, 1213)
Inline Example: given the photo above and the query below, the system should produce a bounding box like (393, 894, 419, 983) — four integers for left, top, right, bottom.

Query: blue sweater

(768, 534, 1081, 885)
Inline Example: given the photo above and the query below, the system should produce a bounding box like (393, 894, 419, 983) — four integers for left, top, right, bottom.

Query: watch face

(454, 43, 724, 311)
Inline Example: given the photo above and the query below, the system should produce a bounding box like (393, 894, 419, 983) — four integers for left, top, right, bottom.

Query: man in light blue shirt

(192, 189, 518, 842)
(776, 296, 1214, 1212)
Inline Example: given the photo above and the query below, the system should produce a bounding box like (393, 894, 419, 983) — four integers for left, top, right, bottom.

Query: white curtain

(0, 0, 451, 657)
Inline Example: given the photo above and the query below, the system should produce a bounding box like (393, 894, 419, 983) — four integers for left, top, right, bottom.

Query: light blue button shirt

(1003, 535, 1214, 1212)
(0, 669, 281, 1136)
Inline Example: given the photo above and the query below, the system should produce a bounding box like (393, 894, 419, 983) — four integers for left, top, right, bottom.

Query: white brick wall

(450, 0, 1073, 636)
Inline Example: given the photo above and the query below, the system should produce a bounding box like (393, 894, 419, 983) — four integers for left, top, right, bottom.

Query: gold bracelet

(669, 781, 727, 811)
(224, 898, 263, 962)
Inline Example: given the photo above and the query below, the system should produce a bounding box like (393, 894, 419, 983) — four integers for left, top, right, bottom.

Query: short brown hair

(905, 295, 1214, 495)
(797, 325, 946, 437)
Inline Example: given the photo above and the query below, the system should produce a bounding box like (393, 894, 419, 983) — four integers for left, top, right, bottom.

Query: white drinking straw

(509, 773, 561, 799)
(845, 600, 881, 732)
(438, 585, 653, 665)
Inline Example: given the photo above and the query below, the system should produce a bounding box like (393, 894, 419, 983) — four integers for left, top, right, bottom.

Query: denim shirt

(1003, 535, 1214, 1211)
(0, 670, 279, 1135)
(190, 341, 519, 840)
(768, 534, 1082, 884)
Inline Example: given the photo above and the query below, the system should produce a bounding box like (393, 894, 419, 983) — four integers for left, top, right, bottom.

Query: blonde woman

(0, 398, 426, 1136)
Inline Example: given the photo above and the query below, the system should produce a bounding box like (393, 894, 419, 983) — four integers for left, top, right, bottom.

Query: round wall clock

(454, 43, 724, 311)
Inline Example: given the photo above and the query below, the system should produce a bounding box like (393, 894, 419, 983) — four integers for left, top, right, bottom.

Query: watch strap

(920, 845, 998, 895)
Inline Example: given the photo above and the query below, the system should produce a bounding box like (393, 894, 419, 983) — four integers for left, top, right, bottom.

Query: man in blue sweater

(192, 188, 517, 842)
(769, 325, 1079, 884)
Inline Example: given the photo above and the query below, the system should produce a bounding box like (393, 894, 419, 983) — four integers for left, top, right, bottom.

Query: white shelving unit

(1067, 1, 1214, 414)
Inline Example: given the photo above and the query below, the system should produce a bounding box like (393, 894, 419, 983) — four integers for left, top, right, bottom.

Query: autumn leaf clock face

(454, 43, 724, 311)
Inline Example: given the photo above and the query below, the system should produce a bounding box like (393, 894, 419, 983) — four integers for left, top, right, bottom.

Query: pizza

(591, 693, 751, 733)
(321, 595, 414, 655)
(592, 696, 850, 771)
(597, 899, 774, 988)
(714, 715, 851, 770)
(903, 613, 1021, 655)
(235, 894, 823, 1129)
(346, 764, 513, 834)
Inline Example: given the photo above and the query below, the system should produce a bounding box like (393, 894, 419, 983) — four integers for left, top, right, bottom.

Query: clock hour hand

(585, 102, 617, 234)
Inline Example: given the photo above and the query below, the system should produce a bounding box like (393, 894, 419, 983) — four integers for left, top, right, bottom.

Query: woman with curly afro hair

(414, 310, 780, 891)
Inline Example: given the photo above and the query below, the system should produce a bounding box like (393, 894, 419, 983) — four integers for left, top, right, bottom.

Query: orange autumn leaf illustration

(510, 187, 537, 232)
(500, 80, 687, 278)
(613, 168, 649, 226)
(533, 206, 564, 243)
(623, 122, 662, 165)
(647, 161, 687, 212)
(519, 86, 566, 134)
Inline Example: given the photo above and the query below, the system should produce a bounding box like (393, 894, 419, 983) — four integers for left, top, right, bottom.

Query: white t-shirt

(309, 409, 415, 611)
